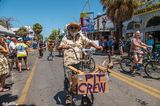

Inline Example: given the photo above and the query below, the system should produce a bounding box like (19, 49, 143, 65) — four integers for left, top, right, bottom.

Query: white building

(92, 13, 114, 40)
(11, 25, 34, 38)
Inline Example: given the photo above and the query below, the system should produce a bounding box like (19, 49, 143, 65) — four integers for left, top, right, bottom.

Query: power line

(81, 0, 90, 12)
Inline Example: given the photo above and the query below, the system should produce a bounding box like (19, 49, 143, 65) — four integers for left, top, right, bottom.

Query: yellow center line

(111, 73, 160, 99)
(110, 70, 160, 95)
(17, 58, 38, 105)
(97, 65, 160, 99)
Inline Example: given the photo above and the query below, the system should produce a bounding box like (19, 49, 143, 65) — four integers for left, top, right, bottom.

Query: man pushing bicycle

(58, 22, 102, 105)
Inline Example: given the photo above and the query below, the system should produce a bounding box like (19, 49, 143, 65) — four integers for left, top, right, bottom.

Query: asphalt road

(1, 51, 160, 106)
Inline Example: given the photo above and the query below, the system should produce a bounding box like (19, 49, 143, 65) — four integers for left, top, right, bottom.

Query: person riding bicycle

(130, 31, 148, 72)
(58, 22, 103, 104)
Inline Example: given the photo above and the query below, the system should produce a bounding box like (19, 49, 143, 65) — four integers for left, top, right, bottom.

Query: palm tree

(49, 29, 60, 40)
(100, 0, 140, 47)
(15, 27, 28, 37)
(33, 23, 43, 41)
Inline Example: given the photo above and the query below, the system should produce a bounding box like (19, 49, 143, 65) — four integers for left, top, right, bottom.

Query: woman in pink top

(130, 31, 148, 72)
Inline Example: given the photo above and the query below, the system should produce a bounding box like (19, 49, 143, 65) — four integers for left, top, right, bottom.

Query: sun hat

(67, 22, 81, 31)
(17, 37, 23, 41)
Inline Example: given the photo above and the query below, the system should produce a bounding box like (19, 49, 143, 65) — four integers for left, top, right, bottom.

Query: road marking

(97, 65, 160, 99)
(111, 73, 160, 99)
(17, 58, 38, 105)
(111, 70, 160, 95)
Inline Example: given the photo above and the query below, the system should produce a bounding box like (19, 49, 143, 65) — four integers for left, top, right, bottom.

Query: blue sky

(0, 0, 103, 37)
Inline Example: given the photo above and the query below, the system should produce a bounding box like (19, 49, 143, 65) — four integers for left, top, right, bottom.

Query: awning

(0, 25, 15, 36)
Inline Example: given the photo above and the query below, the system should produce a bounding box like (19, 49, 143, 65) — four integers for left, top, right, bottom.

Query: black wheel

(81, 95, 93, 106)
(120, 58, 133, 73)
(65, 95, 73, 106)
(145, 61, 160, 79)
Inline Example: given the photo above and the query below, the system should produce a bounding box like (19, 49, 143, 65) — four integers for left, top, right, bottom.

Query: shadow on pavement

(0, 93, 18, 105)
(119, 70, 135, 77)
(55, 54, 63, 57)
(54, 90, 67, 106)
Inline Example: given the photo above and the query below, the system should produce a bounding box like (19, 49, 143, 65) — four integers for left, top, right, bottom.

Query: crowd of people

(99, 36, 125, 55)
(0, 35, 30, 92)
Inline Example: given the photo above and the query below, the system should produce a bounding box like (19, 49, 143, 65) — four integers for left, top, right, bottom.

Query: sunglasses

(70, 27, 78, 30)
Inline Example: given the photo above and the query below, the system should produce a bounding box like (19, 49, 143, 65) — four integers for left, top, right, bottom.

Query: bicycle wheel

(120, 58, 132, 73)
(81, 94, 93, 106)
(82, 58, 95, 73)
(145, 61, 160, 79)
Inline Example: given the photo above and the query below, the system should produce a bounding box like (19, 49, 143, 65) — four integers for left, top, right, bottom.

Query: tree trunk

(115, 21, 123, 50)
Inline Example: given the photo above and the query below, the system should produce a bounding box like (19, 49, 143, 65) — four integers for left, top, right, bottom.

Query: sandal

(27, 67, 30, 71)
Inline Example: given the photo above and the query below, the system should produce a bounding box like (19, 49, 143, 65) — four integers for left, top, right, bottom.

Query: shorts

(64, 63, 81, 78)
(9, 53, 16, 60)
(17, 56, 27, 61)
(132, 51, 143, 58)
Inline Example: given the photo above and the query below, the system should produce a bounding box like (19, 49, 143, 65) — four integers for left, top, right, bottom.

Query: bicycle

(120, 47, 160, 79)
(69, 45, 96, 72)
(64, 46, 101, 106)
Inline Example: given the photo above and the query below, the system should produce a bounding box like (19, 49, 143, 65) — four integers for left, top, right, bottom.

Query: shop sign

(134, 3, 160, 15)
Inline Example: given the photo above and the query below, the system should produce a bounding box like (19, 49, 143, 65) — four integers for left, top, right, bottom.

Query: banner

(77, 73, 109, 94)
(80, 12, 94, 32)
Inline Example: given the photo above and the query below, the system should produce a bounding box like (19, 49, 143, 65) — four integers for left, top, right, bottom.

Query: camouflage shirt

(0, 54, 9, 76)
(60, 33, 92, 66)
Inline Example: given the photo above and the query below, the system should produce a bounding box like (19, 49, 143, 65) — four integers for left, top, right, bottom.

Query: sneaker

(65, 95, 72, 105)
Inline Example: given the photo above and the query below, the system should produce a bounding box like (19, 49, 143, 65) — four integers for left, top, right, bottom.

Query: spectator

(38, 39, 44, 58)
(5, 36, 11, 46)
(146, 35, 154, 51)
(104, 38, 108, 52)
(32, 39, 38, 49)
(8, 37, 17, 74)
(108, 37, 115, 55)
(15, 38, 29, 73)
(47, 39, 55, 60)
(0, 35, 10, 92)
(119, 37, 125, 55)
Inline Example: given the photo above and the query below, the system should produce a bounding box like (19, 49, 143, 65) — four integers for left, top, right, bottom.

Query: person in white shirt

(8, 37, 17, 73)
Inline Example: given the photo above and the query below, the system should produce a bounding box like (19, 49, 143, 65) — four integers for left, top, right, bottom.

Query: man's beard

(70, 31, 78, 37)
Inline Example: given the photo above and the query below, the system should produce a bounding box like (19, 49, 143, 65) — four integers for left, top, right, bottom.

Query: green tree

(100, 0, 140, 47)
(49, 29, 60, 40)
(15, 27, 28, 37)
(33, 23, 43, 41)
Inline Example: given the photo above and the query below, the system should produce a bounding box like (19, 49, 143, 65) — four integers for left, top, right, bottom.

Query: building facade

(123, 0, 160, 45)
(93, 13, 114, 40)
